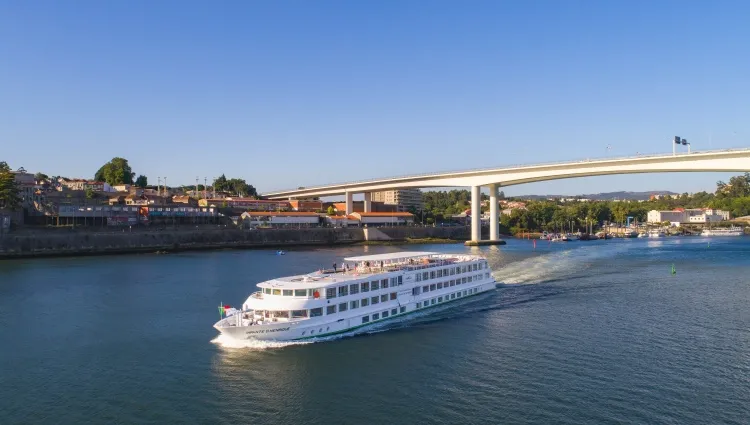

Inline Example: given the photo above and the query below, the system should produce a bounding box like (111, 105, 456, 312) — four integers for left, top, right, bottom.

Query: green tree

(0, 161, 22, 210)
(34, 172, 49, 181)
(85, 188, 95, 199)
(135, 175, 148, 188)
(327, 205, 336, 215)
(94, 157, 135, 185)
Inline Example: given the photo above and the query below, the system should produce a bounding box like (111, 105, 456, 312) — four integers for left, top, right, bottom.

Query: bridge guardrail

(264, 147, 750, 194)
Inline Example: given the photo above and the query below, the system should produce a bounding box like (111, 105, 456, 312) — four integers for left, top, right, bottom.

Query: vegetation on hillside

(94, 157, 136, 185)
(0, 161, 22, 210)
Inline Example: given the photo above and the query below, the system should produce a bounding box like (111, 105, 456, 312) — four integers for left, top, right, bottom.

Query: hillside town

(1, 158, 749, 235)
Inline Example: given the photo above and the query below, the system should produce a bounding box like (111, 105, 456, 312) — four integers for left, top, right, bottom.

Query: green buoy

(671, 264, 676, 275)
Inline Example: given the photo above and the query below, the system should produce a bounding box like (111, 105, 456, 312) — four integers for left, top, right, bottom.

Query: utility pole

(204, 177, 207, 200)
(164, 177, 167, 198)
(157, 177, 161, 197)
(196, 177, 200, 199)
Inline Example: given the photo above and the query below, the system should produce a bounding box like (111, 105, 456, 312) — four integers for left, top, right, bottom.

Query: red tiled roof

(243, 211, 319, 216)
(353, 212, 414, 217)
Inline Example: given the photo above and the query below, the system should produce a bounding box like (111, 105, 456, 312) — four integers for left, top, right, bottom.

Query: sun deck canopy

(344, 251, 439, 263)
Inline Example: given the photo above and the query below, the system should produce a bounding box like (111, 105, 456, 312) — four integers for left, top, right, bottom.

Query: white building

(350, 212, 414, 226)
(371, 189, 423, 211)
(647, 209, 730, 225)
(240, 212, 321, 227)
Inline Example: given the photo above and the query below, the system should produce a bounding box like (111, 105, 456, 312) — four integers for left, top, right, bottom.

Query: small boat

(647, 229, 665, 238)
(276, 250, 286, 255)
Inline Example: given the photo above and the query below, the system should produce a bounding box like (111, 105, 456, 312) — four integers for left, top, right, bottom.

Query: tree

(212, 175, 257, 197)
(327, 205, 336, 215)
(85, 188, 95, 199)
(135, 175, 148, 188)
(34, 172, 49, 182)
(0, 161, 22, 210)
(94, 157, 135, 185)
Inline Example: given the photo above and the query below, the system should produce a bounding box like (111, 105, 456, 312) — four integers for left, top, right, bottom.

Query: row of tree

(0, 161, 21, 210)
(412, 173, 750, 233)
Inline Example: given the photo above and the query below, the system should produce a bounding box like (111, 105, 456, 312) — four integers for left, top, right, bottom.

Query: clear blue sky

(2, 0, 749, 196)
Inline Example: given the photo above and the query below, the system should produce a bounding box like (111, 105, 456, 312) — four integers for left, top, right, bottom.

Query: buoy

(671, 264, 676, 275)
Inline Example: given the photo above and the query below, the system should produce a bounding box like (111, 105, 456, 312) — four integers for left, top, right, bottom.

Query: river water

(1, 238, 749, 424)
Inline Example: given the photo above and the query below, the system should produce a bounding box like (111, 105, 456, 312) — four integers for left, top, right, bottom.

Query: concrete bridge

(264, 149, 750, 243)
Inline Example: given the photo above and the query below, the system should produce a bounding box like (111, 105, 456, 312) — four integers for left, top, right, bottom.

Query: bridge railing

(264, 147, 750, 194)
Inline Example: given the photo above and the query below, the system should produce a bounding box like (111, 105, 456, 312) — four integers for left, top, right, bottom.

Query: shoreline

(0, 226, 473, 260)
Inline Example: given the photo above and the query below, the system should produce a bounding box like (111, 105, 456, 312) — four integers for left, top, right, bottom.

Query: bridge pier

(470, 185, 481, 242)
(489, 183, 499, 241)
(363, 192, 372, 213)
(345, 191, 353, 215)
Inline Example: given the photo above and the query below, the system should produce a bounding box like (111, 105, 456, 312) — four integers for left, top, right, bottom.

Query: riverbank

(0, 226, 472, 259)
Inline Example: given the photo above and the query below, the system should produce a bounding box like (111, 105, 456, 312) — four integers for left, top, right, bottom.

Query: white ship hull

(701, 228, 744, 237)
(216, 281, 496, 342)
(214, 252, 497, 342)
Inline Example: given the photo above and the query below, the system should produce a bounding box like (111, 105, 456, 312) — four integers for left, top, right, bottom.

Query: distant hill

(515, 191, 678, 201)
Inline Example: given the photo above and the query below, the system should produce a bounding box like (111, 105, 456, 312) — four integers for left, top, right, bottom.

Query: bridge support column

(345, 191, 353, 215)
(363, 192, 372, 213)
(489, 183, 499, 241)
(470, 185, 481, 242)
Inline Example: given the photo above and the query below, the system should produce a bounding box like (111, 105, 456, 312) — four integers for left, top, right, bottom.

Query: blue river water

(1, 237, 749, 424)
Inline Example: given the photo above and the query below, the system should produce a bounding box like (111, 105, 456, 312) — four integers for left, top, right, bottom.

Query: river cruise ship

(701, 226, 744, 236)
(214, 251, 496, 341)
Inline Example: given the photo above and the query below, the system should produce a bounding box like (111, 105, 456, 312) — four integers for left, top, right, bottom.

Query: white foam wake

(210, 333, 312, 350)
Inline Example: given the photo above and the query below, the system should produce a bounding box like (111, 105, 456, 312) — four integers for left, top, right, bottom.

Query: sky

(2, 0, 749, 197)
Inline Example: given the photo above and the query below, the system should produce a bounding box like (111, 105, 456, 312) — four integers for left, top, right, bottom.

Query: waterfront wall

(0, 226, 472, 259)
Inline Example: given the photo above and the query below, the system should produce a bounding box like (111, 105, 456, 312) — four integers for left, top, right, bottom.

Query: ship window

(272, 289, 281, 296)
(310, 308, 323, 317)
(473, 263, 478, 271)
(437, 282, 443, 289)
(350, 284, 359, 295)
(373, 313, 380, 320)
(400, 307, 406, 313)
(457, 292, 461, 298)
(371, 296, 379, 305)
(450, 280, 455, 286)
(326, 288, 336, 299)
(291, 310, 308, 318)
(361, 281, 370, 292)
(450, 268, 455, 275)
(468, 276, 473, 282)
(390, 277, 397, 286)
(415, 274, 421, 282)
(390, 292, 396, 300)
(456, 266, 460, 274)
(294, 289, 307, 297)
(263, 288, 271, 294)
(398, 276, 402, 285)
(412, 287, 420, 296)
(391, 308, 397, 315)
(422, 272, 428, 280)
(350, 300, 359, 309)
(430, 284, 436, 291)
(338, 286, 348, 297)
(451, 293, 456, 299)
(463, 290, 467, 296)
(362, 316, 370, 324)
(326, 305, 336, 315)
(438, 296, 443, 302)
(371, 280, 380, 290)
(361, 298, 369, 307)
(437, 269, 443, 278)
(462, 277, 467, 284)
(382, 280, 389, 289)
(338, 303, 348, 312)
(462, 266, 467, 273)
(380, 294, 388, 302)
(431, 299, 436, 305)
(382, 310, 389, 318)
(423, 285, 429, 292)
(430, 271, 436, 279)
(416, 302, 421, 308)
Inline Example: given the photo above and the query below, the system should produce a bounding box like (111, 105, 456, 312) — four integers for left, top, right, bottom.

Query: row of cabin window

(415, 287, 480, 308)
(325, 276, 403, 299)
(414, 262, 487, 282)
(413, 273, 486, 295)
(262, 288, 318, 297)
(361, 306, 407, 324)
(325, 292, 398, 315)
